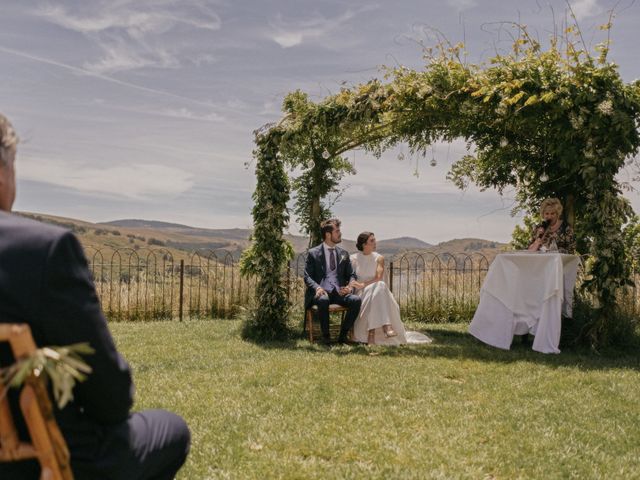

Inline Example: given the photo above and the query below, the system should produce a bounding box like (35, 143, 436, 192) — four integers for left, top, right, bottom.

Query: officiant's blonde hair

(540, 197, 563, 217)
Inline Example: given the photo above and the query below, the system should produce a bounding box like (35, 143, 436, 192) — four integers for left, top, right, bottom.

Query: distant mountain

(101, 219, 252, 241)
(16, 213, 505, 260)
(377, 236, 432, 252)
(100, 219, 195, 229)
(97, 219, 433, 255)
(435, 238, 503, 252)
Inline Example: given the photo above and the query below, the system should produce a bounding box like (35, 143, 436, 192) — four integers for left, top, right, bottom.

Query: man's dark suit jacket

(0, 212, 134, 478)
(303, 243, 357, 309)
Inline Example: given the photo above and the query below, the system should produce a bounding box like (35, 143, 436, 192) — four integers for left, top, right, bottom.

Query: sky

(1, 0, 640, 243)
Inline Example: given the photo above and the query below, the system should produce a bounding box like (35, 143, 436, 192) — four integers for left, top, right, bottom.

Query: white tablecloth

(469, 252, 580, 354)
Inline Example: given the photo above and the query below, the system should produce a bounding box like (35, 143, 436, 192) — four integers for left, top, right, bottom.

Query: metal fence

(87, 247, 640, 321)
(87, 247, 255, 321)
(88, 248, 491, 321)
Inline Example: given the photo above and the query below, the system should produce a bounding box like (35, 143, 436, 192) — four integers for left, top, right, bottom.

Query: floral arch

(242, 27, 640, 347)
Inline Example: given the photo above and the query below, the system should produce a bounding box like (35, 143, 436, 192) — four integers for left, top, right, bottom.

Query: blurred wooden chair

(0, 323, 74, 480)
(305, 305, 348, 343)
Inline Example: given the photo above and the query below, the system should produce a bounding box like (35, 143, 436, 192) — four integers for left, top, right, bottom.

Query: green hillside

(15, 212, 507, 260)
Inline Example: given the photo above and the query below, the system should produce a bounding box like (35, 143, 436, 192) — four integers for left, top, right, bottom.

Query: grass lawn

(110, 320, 640, 479)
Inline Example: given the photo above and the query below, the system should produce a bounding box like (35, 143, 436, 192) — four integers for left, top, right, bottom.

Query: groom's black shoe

(338, 335, 358, 346)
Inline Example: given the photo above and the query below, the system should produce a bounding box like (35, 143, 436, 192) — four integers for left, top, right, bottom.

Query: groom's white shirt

(321, 242, 340, 293)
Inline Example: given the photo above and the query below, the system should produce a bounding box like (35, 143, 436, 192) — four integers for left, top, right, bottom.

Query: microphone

(537, 220, 550, 239)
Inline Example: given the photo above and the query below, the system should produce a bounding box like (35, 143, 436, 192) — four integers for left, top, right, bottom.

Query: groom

(304, 218, 361, 344)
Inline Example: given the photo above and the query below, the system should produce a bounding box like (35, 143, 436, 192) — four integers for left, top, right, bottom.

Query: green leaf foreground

(1, 343, 94, 409)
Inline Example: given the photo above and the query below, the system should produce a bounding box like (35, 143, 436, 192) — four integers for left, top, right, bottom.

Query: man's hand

(315, 287, 327, 298)
(339, 285, 352, 296)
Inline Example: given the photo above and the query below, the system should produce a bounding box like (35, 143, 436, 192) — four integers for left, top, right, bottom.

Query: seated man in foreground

(0, 113, 190, 479)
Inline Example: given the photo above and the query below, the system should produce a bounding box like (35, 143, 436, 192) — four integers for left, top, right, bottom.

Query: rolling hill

(15, 212, 506, 260)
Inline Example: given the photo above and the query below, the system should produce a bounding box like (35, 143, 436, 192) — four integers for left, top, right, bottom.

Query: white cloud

(259, 100, 280, 116)
(268, 8, 374, 48)
(0, 45, 218, 109)
(569, 0, 603, 20)
(188, 53, 217, 67)
(33, 1, 222, 73)
(36, 3, 221, 35)
(85, 99, 226, 122)
(82, 40, 162, 73)
(272, 32, 304, 48)
(446, 0, 478, 11)
(224, 98, 250, 111)
(19, 157, 194, 200)
(160, 107, 224, 122)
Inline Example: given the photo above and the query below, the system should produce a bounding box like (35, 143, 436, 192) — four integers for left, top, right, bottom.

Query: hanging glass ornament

(539, 172, 549, 182)
(322, 149, 330, 159)
(430, 158, 437, 167)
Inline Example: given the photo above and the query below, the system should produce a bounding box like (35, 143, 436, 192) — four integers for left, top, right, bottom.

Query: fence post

(179, 259, 184, 321)
(389, 260, 394, 293)
(286, 265, 291, 303)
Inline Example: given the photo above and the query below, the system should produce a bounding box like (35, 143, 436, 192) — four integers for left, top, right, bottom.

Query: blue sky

(1, 0, 639, 243)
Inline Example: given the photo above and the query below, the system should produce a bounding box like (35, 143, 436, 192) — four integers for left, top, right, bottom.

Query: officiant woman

(527, 197, 576, 254)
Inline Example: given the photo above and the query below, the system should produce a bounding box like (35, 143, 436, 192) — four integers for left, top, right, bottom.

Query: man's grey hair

(0, 113, 18, 168)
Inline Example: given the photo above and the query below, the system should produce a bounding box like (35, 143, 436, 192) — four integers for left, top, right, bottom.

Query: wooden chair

(305, 304, 348, 343)
(0, 324, 74, 480)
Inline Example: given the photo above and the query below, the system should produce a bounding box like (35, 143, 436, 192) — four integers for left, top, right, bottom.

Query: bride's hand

(351, 281, 365, 290)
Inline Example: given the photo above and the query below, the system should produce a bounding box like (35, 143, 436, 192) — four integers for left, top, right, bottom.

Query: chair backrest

(0, 323, 74, 480)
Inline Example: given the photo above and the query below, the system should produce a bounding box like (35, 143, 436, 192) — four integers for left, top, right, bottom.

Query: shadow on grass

(254, 326, 640, 372)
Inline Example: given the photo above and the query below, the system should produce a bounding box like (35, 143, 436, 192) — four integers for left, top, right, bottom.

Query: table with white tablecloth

(469, 252, 580, 354)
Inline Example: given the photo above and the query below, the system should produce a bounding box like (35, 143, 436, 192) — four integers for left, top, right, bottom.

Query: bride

(350, 232, 432, 345)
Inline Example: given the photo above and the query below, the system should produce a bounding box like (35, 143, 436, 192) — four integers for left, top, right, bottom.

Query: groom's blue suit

(303, 244, 361, 342)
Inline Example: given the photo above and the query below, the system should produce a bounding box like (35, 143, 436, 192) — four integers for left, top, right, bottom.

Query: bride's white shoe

(383, 326, 397, 338)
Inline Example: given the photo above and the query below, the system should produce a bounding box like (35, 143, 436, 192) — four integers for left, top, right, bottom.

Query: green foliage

(510, 215, 539, 250)
(566, 294, 640, 350)
(622, 215, 640, 272)
(401, 300, 478, 324)
(1, 343, 93, 409)
(250, 20, 640, 346)
(243, 127, 294, 341)
(278, 90, 372, 245)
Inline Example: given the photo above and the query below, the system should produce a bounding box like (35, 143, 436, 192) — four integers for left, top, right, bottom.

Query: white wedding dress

(350, 252, 432, 345)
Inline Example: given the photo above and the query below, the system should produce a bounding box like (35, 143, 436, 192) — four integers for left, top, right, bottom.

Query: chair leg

(306, 310, 314, 343)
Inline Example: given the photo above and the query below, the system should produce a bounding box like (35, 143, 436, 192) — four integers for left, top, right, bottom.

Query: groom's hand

(339, 286, 352, 296)
(315, 287, 327, 298)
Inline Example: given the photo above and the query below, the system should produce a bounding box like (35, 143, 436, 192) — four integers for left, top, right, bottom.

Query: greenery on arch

(244, 21, 640, 348)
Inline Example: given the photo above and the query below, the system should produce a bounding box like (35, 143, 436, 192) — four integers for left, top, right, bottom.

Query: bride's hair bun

(356, 232, 374, 251)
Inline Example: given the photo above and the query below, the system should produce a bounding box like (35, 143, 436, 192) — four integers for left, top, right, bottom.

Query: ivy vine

(245, 21, 640, 347)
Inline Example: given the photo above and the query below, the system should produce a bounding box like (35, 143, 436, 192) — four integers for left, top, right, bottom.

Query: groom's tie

(329, 248, 336, 271)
